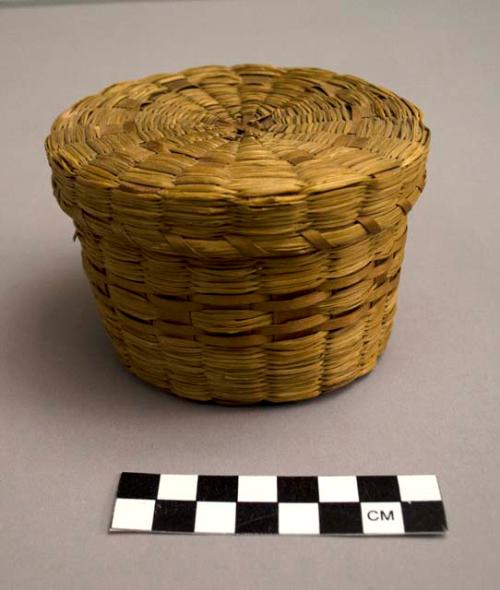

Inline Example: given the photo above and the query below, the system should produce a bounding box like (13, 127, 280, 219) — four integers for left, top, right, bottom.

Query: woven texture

(45, 64, 430, 404)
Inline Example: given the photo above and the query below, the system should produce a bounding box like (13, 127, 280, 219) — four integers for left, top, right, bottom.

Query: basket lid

(46, 64, 429, 257)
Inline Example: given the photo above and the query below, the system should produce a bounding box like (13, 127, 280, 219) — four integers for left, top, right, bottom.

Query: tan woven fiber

(45, 64, 430, 404)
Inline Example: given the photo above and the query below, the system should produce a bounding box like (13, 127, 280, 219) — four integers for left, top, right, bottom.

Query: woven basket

(45, 64, 430, 404)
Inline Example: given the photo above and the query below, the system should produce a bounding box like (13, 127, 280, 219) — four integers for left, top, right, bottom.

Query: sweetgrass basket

(45, 64, 430, 404)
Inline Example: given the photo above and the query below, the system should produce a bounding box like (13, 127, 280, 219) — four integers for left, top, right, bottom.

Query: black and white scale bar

(110, 473, 447, 536)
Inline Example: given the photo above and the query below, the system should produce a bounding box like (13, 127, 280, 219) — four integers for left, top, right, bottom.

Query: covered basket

(45, 64, 430, 404)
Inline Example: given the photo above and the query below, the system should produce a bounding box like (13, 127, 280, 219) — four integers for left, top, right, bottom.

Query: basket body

(46, 64, 429, 404)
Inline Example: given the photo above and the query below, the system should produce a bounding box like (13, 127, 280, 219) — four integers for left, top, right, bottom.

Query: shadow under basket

(45, 64, 430, 404)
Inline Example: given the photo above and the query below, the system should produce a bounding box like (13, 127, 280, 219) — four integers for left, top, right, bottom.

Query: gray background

(1, 0, 499, 588)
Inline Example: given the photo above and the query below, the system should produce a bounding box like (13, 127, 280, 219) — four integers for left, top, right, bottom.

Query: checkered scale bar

(110, 473, 447, 536)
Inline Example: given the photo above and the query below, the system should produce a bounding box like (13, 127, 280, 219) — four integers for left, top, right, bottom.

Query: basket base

(108, 322, 392, 406)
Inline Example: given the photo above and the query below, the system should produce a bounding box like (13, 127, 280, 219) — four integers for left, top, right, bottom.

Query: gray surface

(1, 0, 499, 588)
